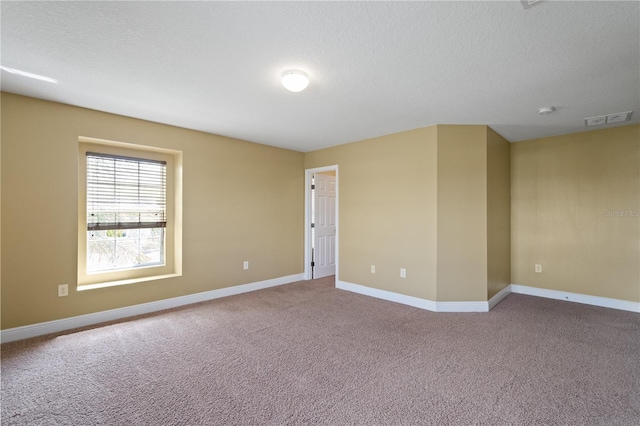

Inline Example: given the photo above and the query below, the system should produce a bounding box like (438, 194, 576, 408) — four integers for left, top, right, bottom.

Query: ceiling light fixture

(281, 70, 309, 93)
(0, 66, 58, 83)
(537, 106, 555, 115)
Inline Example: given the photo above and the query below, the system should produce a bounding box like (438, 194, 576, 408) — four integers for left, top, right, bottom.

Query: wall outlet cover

(58, 284, 69, 297)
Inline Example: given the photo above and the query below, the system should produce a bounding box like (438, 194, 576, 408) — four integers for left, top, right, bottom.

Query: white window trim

(78, 136, 183, 290)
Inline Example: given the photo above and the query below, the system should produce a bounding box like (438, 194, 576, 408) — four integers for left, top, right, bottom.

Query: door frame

(304, 165, 339, 281)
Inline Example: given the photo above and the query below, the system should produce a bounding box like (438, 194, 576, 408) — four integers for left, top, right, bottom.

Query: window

(86, 152, 167, 272)
(78, 138, 182, 290)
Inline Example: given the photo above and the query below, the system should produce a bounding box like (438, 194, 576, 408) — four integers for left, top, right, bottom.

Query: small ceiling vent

(584, 111, 633, 127)
(521, 0, 543, 9)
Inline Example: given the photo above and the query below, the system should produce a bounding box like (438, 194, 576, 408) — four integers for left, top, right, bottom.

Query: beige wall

(486, 128, 511, 299)
(1, 93, 304, 329)
(4, 91, 633, 331)
(306, 127, 439, 300)
(511, 125, 640, 302)
(435, 125, 488, 302)
(306, 124, 512, 304)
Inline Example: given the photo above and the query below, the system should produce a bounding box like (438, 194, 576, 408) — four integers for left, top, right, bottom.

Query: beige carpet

(2, 276, 639, 425)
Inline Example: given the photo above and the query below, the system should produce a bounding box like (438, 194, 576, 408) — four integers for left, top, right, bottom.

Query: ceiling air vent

(584, 111, 633, 127)
(521, 0, 543, 9)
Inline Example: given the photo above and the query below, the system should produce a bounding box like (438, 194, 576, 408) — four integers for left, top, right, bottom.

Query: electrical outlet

(58, 284, 68, 297)
(371, 265, 376, 274)
(535, 264, 542, 273)
(400, 268, 406, 278)
(243, 261, 249, 270)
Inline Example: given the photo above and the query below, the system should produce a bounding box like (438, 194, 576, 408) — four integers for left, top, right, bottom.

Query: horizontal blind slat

(87, 221, 167, 231)
(86, 152, 166, 231)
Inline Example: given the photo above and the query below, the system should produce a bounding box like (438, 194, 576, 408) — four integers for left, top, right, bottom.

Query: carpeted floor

(2, 276, 639, 425)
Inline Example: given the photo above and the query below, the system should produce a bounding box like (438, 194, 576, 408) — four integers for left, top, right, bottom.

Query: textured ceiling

(1, 1, 638, 152)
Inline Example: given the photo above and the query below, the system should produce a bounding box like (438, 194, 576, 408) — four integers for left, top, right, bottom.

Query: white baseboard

(336, 280, 438, 311)
(335, 280, 640, 314)
(435, 301, 489, 312)
(7, 277, 633, 344)
(488, 285, 512, 310)
(336, 280, 492, 312)
(1, 273, 304, 344)
(510, 284, 640, 313)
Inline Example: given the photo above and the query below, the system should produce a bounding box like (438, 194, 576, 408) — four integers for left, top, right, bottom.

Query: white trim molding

(488, 285, 512, 310)
(336, 280, 640, 314)
(304, 165, 339, 281)
(337, 280, 438, 311)
(336, 280, 494, 313)
(1, 273, 304, 344)
(7, 278, 635, 344)
(435, 301, 489, 313)
(510, 284, 640, 313)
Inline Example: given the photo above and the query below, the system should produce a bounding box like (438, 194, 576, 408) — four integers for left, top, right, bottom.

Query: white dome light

(281, 69, 309, 92)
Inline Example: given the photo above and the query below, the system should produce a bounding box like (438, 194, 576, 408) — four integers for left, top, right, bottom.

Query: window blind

(86, 152, 167, 231)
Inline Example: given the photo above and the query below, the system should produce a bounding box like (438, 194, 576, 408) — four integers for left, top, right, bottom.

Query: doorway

(304, 166, 338, 281)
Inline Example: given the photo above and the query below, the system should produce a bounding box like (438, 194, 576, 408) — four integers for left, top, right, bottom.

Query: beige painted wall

(436, 125, 488, 302)
(486, 128, 511, 299)
(1, 93, 304, 329)
(511, 125, 640, 302)
(5, 90, 630, 332)
(306, 124, 511, 303)
(306, 127, 439, 300)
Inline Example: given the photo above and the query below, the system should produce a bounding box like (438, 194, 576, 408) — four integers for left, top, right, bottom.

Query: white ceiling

(1, 1, 638, 152)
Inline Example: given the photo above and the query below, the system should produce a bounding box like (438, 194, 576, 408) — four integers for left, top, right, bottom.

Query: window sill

(77, 273, 182, 291)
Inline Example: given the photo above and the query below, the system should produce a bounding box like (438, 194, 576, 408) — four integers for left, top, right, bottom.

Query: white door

(313, 173, 336, 278)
